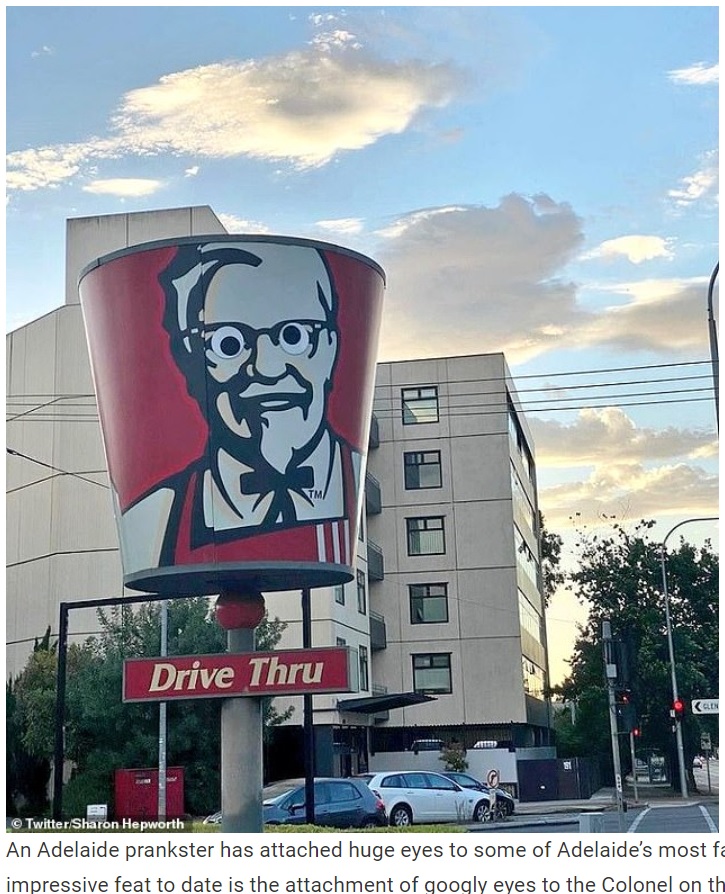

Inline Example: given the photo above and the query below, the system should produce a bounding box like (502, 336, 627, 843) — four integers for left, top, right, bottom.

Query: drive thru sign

(123, 646, 355, 702)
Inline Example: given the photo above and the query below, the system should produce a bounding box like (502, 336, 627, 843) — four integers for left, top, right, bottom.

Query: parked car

(204, 778, 386, 828)
(265, 778, 386, 828)
(441, 771, 516, 817)
(693, 756, 703, 769)
(364, 770, 489, 826)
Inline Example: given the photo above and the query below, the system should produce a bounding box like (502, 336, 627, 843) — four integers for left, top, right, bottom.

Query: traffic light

(615, 689, 632, 704)
(673, 698, 685, 721)
(632, 726, 641, 739)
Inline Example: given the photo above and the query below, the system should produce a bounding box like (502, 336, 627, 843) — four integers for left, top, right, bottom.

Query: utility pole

(602, 620, 625, 830)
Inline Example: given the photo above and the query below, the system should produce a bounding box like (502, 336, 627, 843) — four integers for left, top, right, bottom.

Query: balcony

(369, 610, 387, 651)
(368, 413, 379, 449)
(365, 472, 381, 515)
(367, 540, 384, 582)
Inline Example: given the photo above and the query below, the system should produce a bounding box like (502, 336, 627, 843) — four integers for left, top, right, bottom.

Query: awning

(337, 692, 435, 714)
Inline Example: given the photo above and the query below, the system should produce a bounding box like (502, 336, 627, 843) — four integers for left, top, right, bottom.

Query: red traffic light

(673, 698, 685, 719)
(633, 727, 641, 738)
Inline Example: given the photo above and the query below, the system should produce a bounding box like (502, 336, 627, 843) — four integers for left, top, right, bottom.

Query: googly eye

(209, 326, 246, 359)
(278, 323, 311, 355)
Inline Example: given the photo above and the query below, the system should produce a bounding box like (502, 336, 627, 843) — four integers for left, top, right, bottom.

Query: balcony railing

(367, 540, 384, 581)
(369, 610, 387, 651)
(365, 472, 381, 515)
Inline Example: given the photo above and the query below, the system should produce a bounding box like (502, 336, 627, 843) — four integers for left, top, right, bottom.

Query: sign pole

(217, 591, 266, 834)
(302, 588, 316, 825)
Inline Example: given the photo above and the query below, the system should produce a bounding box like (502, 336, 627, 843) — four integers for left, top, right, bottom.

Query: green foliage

(8, 599, 291, 818)
(539, 512, 565, 608)
(555, 519, 718, 791)
(439, 742, 469, 772)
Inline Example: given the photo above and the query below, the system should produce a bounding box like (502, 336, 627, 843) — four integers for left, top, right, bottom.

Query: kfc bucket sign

(123, 647, 355, 702)
(79, 236, 385, 595)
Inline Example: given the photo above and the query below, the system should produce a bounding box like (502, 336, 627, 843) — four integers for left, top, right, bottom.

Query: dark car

(264, 778, 387, 828)
(441, 771, 516, 817)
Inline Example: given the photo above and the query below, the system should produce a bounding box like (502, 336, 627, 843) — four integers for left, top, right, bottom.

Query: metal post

(602, 620, 625, 830)
(707, 262, 719, 430)
(302, 588, 315, 824)
(659, 545, 689, 799)
(158, 600, 168, 821)
(221, 625, 263, 833)
(52, 603, 69, 820)
(629, 731, 639, 803)
(657, 516, 717, 800)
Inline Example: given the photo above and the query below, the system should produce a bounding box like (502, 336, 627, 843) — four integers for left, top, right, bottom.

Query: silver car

(364, 770, 489, 826)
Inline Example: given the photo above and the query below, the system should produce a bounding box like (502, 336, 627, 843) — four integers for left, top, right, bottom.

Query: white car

(364, 770, 489, 826)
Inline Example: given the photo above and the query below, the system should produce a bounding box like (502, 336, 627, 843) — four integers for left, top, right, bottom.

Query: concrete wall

(367, 353, 547, 730)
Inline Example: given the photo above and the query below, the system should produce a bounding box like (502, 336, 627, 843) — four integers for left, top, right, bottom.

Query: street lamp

(659, 516, 718, 799)
(707, 263, 719, 430)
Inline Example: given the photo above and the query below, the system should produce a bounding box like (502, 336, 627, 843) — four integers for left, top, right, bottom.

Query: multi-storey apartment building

(7, 207, 550, 792)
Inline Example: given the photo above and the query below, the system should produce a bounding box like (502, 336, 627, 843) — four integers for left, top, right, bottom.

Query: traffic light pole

(602, 620, 625, 831)
(660, 550, 689, 800)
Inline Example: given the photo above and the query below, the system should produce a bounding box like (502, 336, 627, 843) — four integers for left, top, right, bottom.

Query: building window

(518, 591, 543, 644)
(409, 583, 449, 624)
(522, 656, 545, 700)
(336, 637, 347, 647)
(359, 645, 369, 691)
(334, 585, 345, 605)
(406, 516, 445, 556)
(412, 653, 452, 694)
(356, 569, 367, 614)
(515, 526, 539, 592)
(402, 386, 439, 425)
(404, 450, 442, 489)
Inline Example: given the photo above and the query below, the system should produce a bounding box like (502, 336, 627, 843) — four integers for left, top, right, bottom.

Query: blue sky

(6, 6, 719, 683)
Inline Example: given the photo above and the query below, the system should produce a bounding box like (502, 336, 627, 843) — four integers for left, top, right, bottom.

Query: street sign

(486, 769, 500, 788)
(692, 698, 719, 715)
(701, 733, 712, 751)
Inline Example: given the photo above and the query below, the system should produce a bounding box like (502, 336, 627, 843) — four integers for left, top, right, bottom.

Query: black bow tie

(239, 465, 314, 497)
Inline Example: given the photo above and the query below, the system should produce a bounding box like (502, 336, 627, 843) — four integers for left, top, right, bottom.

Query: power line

(6, 448, 109, 490)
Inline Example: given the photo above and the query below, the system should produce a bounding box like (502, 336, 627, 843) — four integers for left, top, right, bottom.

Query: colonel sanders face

(188, 244, 339, 474)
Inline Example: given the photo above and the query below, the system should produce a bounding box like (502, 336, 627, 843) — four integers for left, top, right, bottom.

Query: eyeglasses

(201, 319, 330, 361)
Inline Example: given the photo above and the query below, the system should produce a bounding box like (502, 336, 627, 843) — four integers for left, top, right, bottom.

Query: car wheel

(389, 804, 413, 827)
(360, 818, 380, 829)
(473, 800, 490, 823)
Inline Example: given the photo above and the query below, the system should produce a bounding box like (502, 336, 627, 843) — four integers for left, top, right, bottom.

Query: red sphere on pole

(215, 590, 266, 630)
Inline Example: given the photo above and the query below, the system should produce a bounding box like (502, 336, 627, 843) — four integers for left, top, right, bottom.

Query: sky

(5, 5, 719, 686)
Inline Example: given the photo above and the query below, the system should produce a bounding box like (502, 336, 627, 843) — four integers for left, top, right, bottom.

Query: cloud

(31, 45, 53, 58)
(315, 218, 365, 236)
(668, 62, 719, 86)
(82, 178, 163, 197)
(530, 409, 717, 468)
(376, 194, 588, 364)
(538, 461, 718, 529)
(184, 165, 200, 177)
(579, 276, 713, 355)
(583, 235, 674, 265)
(215, 213, 270, 234)
(668, 150, 719, 208)
(7, 41, 461, 191)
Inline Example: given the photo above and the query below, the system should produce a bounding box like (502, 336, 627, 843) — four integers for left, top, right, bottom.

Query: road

(478, 803, 718, 834)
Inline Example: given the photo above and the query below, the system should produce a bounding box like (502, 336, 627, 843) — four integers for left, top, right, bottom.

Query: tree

(539, 512, 564, 608)
(555, 519, 718, 792)
(8, 600, 292, 816)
